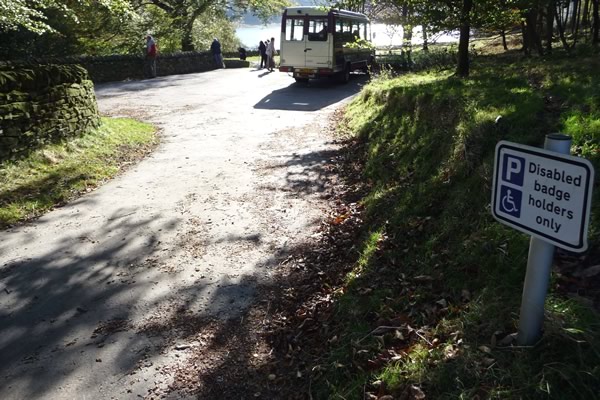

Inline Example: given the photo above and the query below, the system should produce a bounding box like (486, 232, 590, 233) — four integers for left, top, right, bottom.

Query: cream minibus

(278, 6, 374, 83)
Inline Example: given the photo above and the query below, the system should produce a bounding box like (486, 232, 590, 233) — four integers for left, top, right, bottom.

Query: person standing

(210, 38, 225, 69)
(145, 35, 158, 78)
(258, 40, 267, 69)
(266, 37, 276, 72)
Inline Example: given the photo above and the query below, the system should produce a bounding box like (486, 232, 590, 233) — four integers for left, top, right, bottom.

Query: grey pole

(517, 134, 572, 346)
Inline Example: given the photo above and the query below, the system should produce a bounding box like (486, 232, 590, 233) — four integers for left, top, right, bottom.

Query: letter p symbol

(502, 154, 525, 186)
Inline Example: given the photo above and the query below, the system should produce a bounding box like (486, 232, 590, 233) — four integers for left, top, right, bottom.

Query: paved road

(0, 67, 366, 399)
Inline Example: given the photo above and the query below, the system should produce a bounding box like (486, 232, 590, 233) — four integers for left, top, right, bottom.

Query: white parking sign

(492, 141, 594, 252)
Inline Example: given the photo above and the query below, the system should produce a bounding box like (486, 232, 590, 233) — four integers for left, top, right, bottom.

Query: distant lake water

(236, 23, 459, 50)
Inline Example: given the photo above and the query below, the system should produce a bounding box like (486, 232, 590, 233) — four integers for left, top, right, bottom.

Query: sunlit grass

(0, 117, 157, 227)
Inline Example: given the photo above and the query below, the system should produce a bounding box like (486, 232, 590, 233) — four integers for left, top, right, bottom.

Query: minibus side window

(307, 18, 328, 41)
(334, 18, 351, 44)
(360, 22, 367, 40)
(285, 18, 305, 41)
(334, 19, 343, 43)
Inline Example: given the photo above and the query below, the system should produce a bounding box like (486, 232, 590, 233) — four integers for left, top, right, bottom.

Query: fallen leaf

(409, 385, 426, 399)
(435, 299, 448, 308)
(478, 345, 492, 354)
(498, 333, 517, 346)
(482, 357, 495, 367)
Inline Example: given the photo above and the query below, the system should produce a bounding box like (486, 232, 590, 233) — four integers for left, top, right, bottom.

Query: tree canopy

(338, 0, 600, 76)
(0, 0, 288, 57)
(0, 0, 132, 34)
(2, 0, 598, 75)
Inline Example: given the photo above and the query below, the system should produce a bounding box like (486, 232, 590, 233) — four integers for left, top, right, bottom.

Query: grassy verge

(0, 117, 157, 228)
(316, 52, 600, 398)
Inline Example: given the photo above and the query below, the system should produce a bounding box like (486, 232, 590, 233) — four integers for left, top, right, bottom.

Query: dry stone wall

(53, 52, 250, 83)
(0, 64, 100, 161)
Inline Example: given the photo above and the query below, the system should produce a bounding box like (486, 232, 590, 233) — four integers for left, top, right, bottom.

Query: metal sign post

(517, 134, 570, 345)
(491, 134, 595, 346)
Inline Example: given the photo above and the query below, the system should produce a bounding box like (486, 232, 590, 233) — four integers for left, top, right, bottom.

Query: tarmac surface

(0, 67, 367, 399)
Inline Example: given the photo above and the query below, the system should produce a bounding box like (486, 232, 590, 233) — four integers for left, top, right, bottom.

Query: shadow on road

(258, 149, 342, 197)
(254, 74, 369, 111)
(0, 208, 245, 399)
(94, 72, 211, 99)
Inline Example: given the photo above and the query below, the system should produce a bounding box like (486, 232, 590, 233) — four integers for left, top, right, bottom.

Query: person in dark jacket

(238, 47, 247, 60)
(210, 38, 225, 69)
(258, 40, 267, 69)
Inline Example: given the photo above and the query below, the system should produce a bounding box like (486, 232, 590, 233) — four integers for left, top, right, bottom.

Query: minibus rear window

(285, 18, 305, 41)
(307, 18, 328, 41)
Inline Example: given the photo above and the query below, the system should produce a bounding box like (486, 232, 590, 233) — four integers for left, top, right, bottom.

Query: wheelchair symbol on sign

(498, 185, 522, 218)
(502, 189, 519, 213)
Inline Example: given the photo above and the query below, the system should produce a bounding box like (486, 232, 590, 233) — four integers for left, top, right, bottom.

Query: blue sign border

(492, 141, 594, 252)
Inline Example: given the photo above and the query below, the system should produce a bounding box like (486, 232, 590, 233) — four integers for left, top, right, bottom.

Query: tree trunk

(521, 21, 530, 54)
(525, 7, 544, 55)
(401, 5, 410, 57)
(571, 0, 579, 33)
(546, 0, 555, 54)
(404, 25, 413, 63)
(564, 0, 571, 32)
(583, 0, 591, 26)
(179, 5, 208, 52)
(501, 29, 508, 50)
(593, 0, 600, 44)
(422, 26, 429, 51)
(573, 0, 583, 47)
(181, 32, 194, 51)
(456, 0, 472, 77)
(555, 5, 573, 52)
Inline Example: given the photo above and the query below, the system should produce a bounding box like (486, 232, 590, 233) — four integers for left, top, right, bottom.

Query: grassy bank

(0, 117, 157, 228)
(317, 53, 600, 398)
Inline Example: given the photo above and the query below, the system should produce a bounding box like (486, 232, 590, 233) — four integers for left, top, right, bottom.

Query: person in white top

(266, 37, 276, 72)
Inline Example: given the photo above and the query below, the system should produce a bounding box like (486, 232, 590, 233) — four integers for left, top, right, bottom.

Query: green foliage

(345, 37, 376, 51)
(0, 0, 132, 34)
(134, 0, 289, 51)
(192, 10, 242, 53)
(375, 48, 457, 72)
(317, 53, 600, 399)
(0, 0, 138, 58)
(0, 0, 69, 34)
(0, 0, 288, 57)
